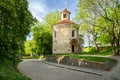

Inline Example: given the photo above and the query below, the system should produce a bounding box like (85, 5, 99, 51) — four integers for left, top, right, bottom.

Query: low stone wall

(45, 56, 112, 71)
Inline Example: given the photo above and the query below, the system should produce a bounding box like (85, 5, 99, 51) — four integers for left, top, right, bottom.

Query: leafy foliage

(75, 0, 100, 53)
(32, 22, 52, 55)
(76, 0, 120, 55)
(0, 0, 33, 64)
(83, 46, 112, 56)
(24, 40, 37, 55)
(29, 10, 61, 55)
(0, 56, 30, 80)
(45, 10, 61, 26)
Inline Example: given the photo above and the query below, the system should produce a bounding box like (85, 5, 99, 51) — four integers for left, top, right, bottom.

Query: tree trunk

(91, 29, 99, 54)
(88, 34, 91, 48)
(111, 40, 120, 56)
(115, 41, 120, 55)
(94, 41, 99, 53)
(111, 43, 116, 56)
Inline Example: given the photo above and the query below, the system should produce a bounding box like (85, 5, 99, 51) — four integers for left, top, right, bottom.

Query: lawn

(49, 46, 117, 64)
(54, 53, 116, 63)
(0, 56, 30, 80)
(82, 46, 112, 56)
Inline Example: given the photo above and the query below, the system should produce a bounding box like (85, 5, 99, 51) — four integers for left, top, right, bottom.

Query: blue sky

(27, 0, 89, 47)
(28, 0, 78, 21)
(27, 0, 78, 40)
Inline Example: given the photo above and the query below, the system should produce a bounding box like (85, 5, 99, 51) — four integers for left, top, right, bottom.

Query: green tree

(76, 0, 120, 55)
(76, 0, 99, 53)
(24, 40, 37, 56)
(31, 10, 61, 55)
(91, 0, 120, 55)
(32, 23, 52, 55)
(45, 10, 61, 26)
(0, 0, 33, 66)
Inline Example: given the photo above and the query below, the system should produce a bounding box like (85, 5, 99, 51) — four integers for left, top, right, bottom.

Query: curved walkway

(17, 59, 114, 80)
(106, 56, 120, 80)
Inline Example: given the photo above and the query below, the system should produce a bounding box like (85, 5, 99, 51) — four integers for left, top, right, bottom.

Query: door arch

(70, 39, 79, 53)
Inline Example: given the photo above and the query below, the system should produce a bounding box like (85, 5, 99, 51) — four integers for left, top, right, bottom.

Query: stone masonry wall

(45, 56, 114, 71)
(53, 24, 80, 54)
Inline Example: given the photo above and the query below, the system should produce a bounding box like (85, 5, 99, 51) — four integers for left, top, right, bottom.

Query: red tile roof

(55, 20, 75, 24)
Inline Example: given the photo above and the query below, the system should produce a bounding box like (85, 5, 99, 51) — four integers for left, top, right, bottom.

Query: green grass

(52, 54, 117, 69)
(83, 46, 112, 56)
(49, 46, 117, 69)
(51, 46, 116, 63)
(0, 56, 30, 80)
(54, 54, 116, 63)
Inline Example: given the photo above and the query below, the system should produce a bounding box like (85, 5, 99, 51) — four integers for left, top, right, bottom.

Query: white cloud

(28, 0, 47, 21)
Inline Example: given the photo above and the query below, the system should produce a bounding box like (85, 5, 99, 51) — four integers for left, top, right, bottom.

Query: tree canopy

(0, 0, 33, 61)
(24, 10, 61, 55)
(76, 0, 120, 55)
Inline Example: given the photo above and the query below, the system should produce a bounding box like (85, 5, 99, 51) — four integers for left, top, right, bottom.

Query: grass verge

(54, 54, 117, 64)
(83, 46, 112, 56)
(0, 56, 30, 80)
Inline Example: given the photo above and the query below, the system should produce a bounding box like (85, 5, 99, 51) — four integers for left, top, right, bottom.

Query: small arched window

(72, 30, 75, 37)
(54, 31, 56, 38)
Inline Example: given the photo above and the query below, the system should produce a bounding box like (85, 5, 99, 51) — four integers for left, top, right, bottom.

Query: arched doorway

(70, 39, 79, 53)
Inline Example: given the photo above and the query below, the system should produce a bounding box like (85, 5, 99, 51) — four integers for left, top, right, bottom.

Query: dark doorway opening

(70, 39, 79, 53)
(72, 45, 74, 53)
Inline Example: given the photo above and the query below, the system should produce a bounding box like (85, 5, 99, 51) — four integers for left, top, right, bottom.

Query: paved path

(18, 59, 112, 80)
(106, 56, 120, 80)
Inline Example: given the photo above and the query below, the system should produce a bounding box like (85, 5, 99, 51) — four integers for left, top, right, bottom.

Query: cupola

(61, 8, 71, 20)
